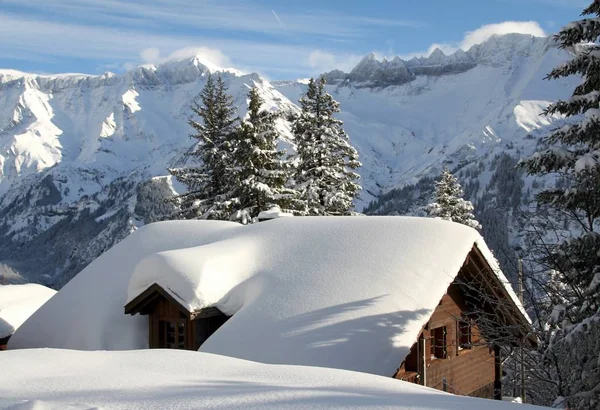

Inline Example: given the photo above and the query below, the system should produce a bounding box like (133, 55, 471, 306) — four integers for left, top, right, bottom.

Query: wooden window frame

(155, 317, 187, 349)
(430, 326, 447, 359)
(457, 317, 472, 352)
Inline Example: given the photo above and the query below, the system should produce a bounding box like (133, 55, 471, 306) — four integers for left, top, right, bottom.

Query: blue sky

(0, 0, 590, 79)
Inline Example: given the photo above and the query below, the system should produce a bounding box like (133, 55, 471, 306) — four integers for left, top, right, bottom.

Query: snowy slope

(0, 58, 295, 198)
(10, 217, 523, 378)
(0, 348, 549, 410)
(273, 35, 575, 205)
(0, 33, 581, 286)
(0, 57, 297, 286)
(273, 34, 580, 280)
(0, 284, 56, 339)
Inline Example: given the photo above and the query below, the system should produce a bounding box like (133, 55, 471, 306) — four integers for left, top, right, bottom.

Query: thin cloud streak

(272, 10, 286, 29)
(0, 0, 428, 79)
(1, 0, 425, 40)
(0, 12, 353, 78)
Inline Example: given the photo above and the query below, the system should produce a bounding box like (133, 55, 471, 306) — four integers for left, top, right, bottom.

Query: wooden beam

(190, 307, 227, 320)
(494, 345, 502, 400)
(125, 282, 229, 325)
(124, 283, 191, 319)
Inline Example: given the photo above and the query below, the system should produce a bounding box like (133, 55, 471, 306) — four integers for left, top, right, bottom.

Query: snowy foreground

(0, 349, 547, 410)
(0, 284, 56, 339)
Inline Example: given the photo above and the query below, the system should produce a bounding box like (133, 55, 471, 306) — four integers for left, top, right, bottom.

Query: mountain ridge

(323, 33, 554, 87)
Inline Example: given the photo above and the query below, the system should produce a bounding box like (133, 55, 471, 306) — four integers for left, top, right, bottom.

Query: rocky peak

(426, 48, 447, 65)
(322, 33, 553, 88)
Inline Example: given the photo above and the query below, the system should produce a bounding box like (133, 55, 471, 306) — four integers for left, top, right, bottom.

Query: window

(430, 326, 447, 359)
(457, 317, 472, 351)
(158, 319, 186, 349)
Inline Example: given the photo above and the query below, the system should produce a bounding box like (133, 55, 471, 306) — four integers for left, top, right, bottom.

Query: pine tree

(167, 74, 239, 219)
(292, 77, 361, 215)
(426, 167, 481, 229)
(519, 2, 600, 407)
(231, 87, 297, 222)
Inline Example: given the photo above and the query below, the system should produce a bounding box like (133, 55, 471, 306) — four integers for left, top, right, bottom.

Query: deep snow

(0, 284, 56, 339)
(0, 348, 548, 410)
(11, 216, 526, 378)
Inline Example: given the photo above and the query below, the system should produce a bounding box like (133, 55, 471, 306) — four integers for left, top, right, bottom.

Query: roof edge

(124, 283, 192, 317)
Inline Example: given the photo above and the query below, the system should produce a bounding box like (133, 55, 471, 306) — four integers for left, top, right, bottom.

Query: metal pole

(518, 258, 526, 402)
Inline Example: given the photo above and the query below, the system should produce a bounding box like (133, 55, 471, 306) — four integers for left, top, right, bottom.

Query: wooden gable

(124, 283, 229, 351)
(393, 245, 535, 400)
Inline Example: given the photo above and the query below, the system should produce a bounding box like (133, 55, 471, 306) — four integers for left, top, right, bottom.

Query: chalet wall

(148, 297, 193, 350)
(394, 287, 496, 398)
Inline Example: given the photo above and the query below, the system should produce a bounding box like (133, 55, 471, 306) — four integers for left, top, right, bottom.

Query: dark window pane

(166, 321, 175, 347)
(458, 319, 472, 349)
(158, 320, 165, 348)
(178, 321, 186, 349)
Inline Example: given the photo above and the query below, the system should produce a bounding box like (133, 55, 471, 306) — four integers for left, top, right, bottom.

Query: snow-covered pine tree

(292, 77, 361, 215)
(426, 167, 481, 229)
(167, 74, 239, 219)
(519, 2, 600, 407)
(231, 87, 297, 223)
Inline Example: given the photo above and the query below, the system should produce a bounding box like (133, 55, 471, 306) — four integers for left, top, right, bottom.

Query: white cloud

(399, 21, 546, 60)
(137, 46, 233, 72)
(307, 50, 362, 73)
(140, 48, 160, 63)
(460, 21, 546, 50)
(308, 50, 336, 70)
(165, 47, 233, 69)
(0, 0, 425, 79)
(0, 11, 322, 78)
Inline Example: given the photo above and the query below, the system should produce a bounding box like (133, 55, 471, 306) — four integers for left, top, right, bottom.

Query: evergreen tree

(231, 87, 297, 222)
(426, 167, 481, 229)
(292, 77, 361, 215)
(519, 2, 600, 407)
(167, 74, 239, 219)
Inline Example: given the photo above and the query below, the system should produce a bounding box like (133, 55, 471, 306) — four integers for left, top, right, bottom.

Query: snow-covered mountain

(274, 34, 573, 202)
(0, 33, 579, 286)
(0, 58, 297, 286)
(273, 34, 580, 277)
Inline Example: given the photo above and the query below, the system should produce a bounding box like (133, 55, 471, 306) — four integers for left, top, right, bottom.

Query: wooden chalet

(124, 283, 229, 350)
(121, 219, 534, 402)
(393, 245, 535, 400)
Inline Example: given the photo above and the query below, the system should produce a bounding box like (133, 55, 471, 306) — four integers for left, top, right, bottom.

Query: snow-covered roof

(10, 217, 527, 377)
(0, 284, 56, 339)
(0, 348, 548, 410)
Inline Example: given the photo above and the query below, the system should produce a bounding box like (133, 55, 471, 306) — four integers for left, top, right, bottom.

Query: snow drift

(10, 216, 524, 378)
(0, 348, 547, 410)
(0, 284, 56, 339)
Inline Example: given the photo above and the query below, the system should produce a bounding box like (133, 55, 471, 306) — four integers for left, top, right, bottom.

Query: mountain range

(0, 33, 578, 287)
